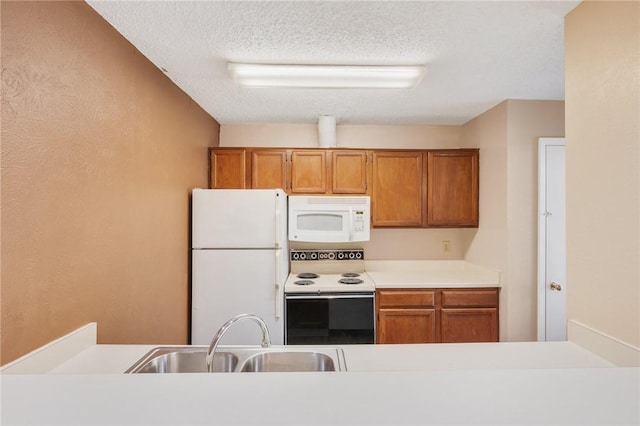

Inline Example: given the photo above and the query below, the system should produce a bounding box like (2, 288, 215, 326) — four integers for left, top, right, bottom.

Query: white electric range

(284, 249, 375, 293)
(284, 249, 375, 345)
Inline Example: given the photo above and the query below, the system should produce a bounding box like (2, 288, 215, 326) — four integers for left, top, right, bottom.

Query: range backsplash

(289, 249, 365, 274)
(290, 249, 364, 261)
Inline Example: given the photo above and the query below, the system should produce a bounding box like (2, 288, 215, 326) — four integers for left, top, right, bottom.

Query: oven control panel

(290, 249, 364, 261)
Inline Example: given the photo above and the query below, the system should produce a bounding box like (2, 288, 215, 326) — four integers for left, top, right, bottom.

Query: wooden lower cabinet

(440, 308, 498, 343)
(378, 309, 436, 344)
(376, 289, 436, 344)
(376, 287, 499, 344)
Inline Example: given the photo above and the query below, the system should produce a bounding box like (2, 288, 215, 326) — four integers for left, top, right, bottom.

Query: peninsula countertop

(2, 324, 638, 425)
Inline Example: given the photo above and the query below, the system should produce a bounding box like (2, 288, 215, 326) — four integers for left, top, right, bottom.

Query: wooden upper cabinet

(250, 149, 287, 190)
(426, 150, 479, 226)
(331, 150, 368, 194)
(208, 147, 479, 226)
(290, 150, 328, 194)
(209, 149, 247, 189)
(372, 151, 423, 226)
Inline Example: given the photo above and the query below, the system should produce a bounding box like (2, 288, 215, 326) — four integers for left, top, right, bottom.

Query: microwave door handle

(348, 208, 354, 241)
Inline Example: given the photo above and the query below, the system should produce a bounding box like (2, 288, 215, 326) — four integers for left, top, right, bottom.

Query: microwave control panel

(353, 210, 366, 232)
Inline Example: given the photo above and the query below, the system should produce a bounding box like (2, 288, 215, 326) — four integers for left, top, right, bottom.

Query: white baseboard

(568, 320, 640, 366)
(0, 323, 97, 374)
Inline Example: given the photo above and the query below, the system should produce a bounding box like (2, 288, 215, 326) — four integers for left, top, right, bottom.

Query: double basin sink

(125, 346, 347, 373)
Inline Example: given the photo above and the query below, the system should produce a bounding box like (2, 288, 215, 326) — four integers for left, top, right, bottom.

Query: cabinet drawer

(441, 289, 498, 308)
(377, 290, 435, 308)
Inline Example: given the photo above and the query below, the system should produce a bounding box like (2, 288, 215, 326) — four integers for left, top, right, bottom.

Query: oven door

(285, 293, 375, 345)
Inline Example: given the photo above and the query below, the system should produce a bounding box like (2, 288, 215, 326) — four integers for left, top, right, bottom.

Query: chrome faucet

(206, 313, 272, 372)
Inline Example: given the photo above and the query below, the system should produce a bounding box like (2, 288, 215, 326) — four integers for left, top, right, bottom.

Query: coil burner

(341, 273, 361, 278)
(297, 273, 319, 279)
(294, 280, 315, 286)
(338, 278, 364, 285)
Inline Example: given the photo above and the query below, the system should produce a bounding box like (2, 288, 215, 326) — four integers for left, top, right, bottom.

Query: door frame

(537, 137, 566, 341)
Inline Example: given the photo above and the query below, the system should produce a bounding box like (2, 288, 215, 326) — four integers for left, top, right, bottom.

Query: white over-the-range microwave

(288, 195, 370, 243)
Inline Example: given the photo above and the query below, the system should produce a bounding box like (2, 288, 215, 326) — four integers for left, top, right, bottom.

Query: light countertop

(3, 366, 638, 425)
(365, 260, 501, 288)
(2, 324, 638, 425)
(46, 340, 614, 375)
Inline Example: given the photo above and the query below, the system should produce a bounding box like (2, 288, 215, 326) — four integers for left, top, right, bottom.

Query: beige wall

(565, 0, 640, 357)
(461, 102, 510, 339)
(461, 100, 565, 341)
(221, 123, 463, 149)
(505, 100, 566, 341)
(0, 2, 219, 365)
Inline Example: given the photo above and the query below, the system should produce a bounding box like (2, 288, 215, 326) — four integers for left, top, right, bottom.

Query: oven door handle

(285, 293, 374, 300)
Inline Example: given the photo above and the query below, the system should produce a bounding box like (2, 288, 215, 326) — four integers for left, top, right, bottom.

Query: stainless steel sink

(125, 347, 238, 373)
(239, 351, 336, 372)
(125, 346, 346, 373)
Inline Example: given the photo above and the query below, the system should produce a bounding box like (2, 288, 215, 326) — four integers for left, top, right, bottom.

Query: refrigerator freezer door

(191, 249, 286, 345)
(192, 189, 287, 249)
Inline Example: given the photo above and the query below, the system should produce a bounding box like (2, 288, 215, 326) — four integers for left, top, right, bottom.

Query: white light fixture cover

(228, 63, 425, 89)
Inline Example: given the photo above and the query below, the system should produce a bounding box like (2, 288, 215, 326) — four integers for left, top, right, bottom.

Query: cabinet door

(440, 308, 498, 343)
(250, 149, 287, 190)
(371, 151, 423, 226)
(377, 309, 436, 344)
(209, 149, 247, 189)
(331, 150, 368, 194)
(426, 150, 479, 226)
(290, 150, 327, 194)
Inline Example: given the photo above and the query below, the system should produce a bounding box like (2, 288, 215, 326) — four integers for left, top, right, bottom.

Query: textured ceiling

(86, 1, 580, 125)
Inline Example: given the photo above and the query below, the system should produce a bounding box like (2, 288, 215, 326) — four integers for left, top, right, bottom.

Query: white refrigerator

(191, 189, 288, 345)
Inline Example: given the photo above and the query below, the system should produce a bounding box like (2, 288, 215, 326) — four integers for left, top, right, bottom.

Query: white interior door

(538, 138, 566, 341)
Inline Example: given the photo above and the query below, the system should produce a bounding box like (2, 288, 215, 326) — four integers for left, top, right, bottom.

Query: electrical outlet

(442, 240, 451, 253)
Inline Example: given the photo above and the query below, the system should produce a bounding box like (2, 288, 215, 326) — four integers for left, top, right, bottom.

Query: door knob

(549, 282, 562, 291)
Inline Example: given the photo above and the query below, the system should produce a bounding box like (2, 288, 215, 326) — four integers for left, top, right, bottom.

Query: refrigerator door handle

(275, 250, 283, 318)
(274, 198, 281, 249)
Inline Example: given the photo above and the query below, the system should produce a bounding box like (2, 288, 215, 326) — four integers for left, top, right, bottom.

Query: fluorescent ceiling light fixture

(228, 63, 425, 89)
